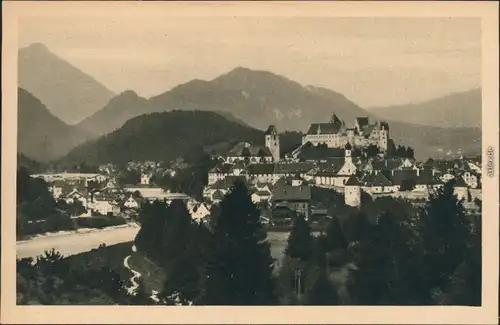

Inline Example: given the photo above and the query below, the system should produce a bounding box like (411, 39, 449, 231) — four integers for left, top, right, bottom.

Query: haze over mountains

(369, 88, 481, 128)
(17, 43, 482, 163)
(18, 43, 116, 125)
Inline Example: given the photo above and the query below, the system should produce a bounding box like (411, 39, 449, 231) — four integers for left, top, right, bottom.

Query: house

(123, 196, 141, 209)
(141, 173, 152, 185)
(246, 163, 277, 184)
(272, 180, 312, 219)
(90, 200, 120, 216)
(453, 177, 470, 202)
(203, 176, 247, 201)
(208, 163, 233, 185)
(251, 190, 272, 204)
(62, 188, 89, 208)
(274, 162, 316, 180)
(461, 171, 480, 189)
(189, 203, 211, 221)
(225, 142, 274, 164)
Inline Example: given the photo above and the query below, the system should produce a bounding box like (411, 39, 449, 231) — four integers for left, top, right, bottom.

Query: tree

(285, 214, 313, 263)
(440, 211, 481, 306)
(118, 170, 141, 186)
(344, 211, 372, 244)
(202, 180, 276, 305)
(418, 180, 471, 301)
(348, 211, 427, 305)
(321, 216, 349, 267)
(303, 265, 339, 305)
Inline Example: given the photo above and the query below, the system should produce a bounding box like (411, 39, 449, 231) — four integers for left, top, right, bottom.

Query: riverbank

(16, 224, 140, 259)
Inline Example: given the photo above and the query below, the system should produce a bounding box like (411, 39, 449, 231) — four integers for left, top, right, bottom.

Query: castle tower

(265, 125, 280, 162)
(344, 175, 361, 207)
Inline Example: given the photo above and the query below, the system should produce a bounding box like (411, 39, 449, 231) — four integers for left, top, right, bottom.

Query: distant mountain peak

(117, 89, 139, 98)
(22, 42, 50, 53)
(18, 43, 116, 125)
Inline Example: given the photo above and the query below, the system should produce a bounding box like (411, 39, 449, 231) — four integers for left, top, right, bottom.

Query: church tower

(265, 125, 280, 162)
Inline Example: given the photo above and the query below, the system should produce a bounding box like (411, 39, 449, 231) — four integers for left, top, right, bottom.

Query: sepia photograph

(2, 1, 499, 324)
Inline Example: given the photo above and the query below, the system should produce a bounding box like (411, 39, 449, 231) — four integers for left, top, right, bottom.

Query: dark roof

(371, 158, 402, 171)
(272, 184, 311, 201)
(274, 162, 315, 174)
(345, 175, 361, 186)
(345, 142, 352, 150)
(227, 142, 272, 157)
(306, 123, 342, 135)
(371, 173, 393, 187)
(246, 163, 276, 175)
(211, 176, 247, 190)
(390, 170, 418, 186)
(265, 125, 278, 135)
(295, 143, 346, 161)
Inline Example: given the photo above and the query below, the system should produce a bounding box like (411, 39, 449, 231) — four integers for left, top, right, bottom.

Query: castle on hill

(302, 113, 390, 152)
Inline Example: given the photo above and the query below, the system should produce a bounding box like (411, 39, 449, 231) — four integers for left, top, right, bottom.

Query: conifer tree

(202, 180, 276, 305)
(441, 212, 481, 306)
(344, 211, 372, 244)
(324, 216, 348, 251)
(303, 265, 339, 305)
(349, 211, 428, 305)
(419, 180, 471, 298)
(285, 214, 313, 263)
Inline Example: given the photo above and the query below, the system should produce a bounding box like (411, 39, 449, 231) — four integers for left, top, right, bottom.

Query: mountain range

(369, 88, 481, 128)
(17, 88, 90, 162)
(18, 43, 116, 125)
(17, 43, 482, 163)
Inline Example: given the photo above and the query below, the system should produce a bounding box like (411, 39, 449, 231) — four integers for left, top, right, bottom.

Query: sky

(17, 8, 481, 108)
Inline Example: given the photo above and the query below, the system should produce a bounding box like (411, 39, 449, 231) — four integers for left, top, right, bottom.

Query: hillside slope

(61, 110, 267, 166)
(17, 88, 90, 162)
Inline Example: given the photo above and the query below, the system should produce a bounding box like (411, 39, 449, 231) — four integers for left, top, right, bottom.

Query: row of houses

(208, 144, 481, 193)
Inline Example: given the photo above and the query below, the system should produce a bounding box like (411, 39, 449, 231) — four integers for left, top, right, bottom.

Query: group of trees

(16, 167, 76, 239)
(387, 144, 415, 159)
(135, 181, 276, 305)
(133, 179, 480, 306)
(156, 147, 218, 201)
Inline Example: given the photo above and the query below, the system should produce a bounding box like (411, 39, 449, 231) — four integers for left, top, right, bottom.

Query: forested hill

(60, 110, 268, 166)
